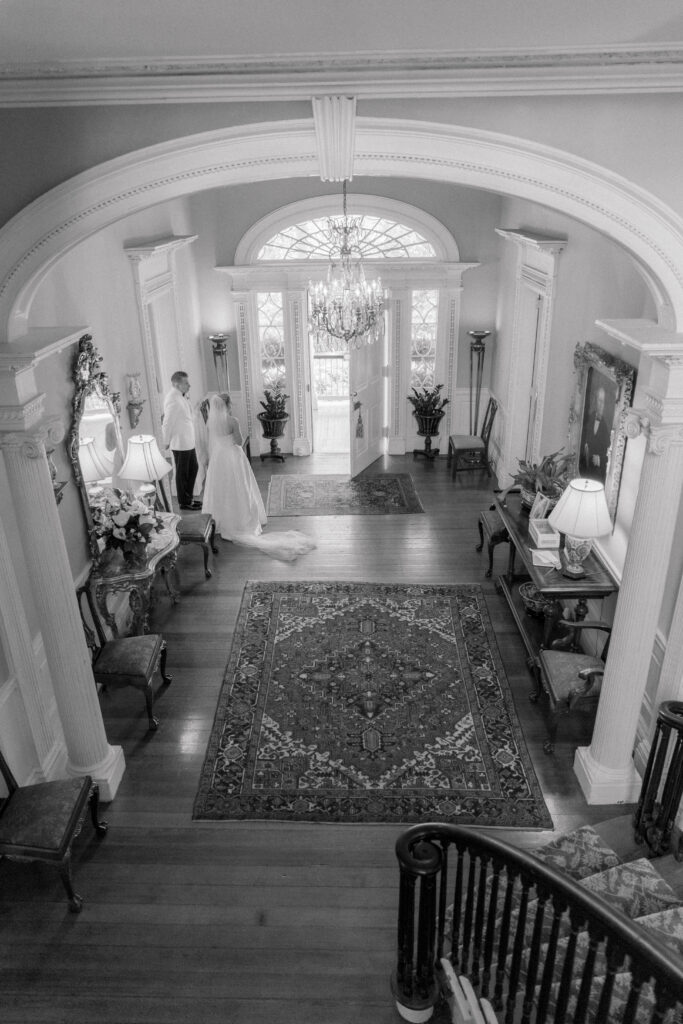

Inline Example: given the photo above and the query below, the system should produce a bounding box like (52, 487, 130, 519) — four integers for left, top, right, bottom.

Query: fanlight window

(258, 218, 436, 261)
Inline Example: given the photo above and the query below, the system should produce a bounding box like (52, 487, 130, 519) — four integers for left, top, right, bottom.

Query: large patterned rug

(266, 473, 424, 516)
(193, 581, 552, 828)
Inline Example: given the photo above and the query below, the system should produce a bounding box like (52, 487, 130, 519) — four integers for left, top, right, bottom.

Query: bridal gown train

(201, 422, 316, 563)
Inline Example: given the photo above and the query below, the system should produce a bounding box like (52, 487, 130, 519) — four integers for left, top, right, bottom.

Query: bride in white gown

(201, 393, 316, 562)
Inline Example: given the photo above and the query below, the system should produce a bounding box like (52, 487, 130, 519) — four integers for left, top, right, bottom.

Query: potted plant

(511, 448, 574, 510)
(407, 384, 449, 459)
(256, 381, 289, 462)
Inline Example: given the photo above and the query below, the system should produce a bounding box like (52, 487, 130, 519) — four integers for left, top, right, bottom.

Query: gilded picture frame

(568, 342, 636, 523)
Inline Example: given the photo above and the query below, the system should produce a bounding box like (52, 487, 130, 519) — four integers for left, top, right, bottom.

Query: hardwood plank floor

(0, 454, 634, 1023)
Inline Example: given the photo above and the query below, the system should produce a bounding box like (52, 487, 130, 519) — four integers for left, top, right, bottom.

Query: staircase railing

(635, 700, 683, 858)
(393, 823, 683, 1024)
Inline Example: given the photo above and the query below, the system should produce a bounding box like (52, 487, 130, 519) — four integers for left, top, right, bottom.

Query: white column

(0, 504, 62, 775)
(575, 413, 683, 803)
(1, 422, 125, 799)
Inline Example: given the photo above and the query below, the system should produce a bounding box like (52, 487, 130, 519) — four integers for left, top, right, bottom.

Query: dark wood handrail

(393, 822, 683, 1023)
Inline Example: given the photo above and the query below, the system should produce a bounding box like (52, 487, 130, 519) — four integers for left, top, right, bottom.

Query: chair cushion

(93, 634, 163, 687)
(538, 650, 604, 704)
(449, 435, 484, 450)
(0, 777, 90, 856)
(177, 513, 213, 542)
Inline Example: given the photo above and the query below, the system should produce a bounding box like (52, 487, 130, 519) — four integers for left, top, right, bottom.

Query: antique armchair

(77, 585, 172, 731)
(535, 618, 612, 754)
(447, 397, 497, 479)
(0, 747, 107, 912)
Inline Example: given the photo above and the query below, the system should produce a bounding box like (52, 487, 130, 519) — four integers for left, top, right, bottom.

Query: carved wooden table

(494, 491, 619, 681)
(89, 513, 180, 636)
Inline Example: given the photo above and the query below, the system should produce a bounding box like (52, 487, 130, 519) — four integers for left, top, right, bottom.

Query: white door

(349, 336, 385, 477)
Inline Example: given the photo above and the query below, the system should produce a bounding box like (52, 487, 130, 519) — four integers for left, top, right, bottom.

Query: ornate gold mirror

(67, 334, 125, 559)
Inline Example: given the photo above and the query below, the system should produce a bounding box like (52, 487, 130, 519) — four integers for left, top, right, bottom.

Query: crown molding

(1, 46, 683, 105)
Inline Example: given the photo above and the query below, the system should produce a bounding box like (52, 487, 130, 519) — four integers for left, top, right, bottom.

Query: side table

(89, 513, 181, 636)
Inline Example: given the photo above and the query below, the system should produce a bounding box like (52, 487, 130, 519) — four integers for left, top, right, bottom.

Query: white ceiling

(2, 0, 683, 67)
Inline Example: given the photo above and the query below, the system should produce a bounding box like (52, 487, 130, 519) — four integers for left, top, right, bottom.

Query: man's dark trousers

(173, 448, 198, 507)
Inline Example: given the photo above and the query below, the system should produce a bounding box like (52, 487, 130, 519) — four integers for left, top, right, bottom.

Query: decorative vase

(520, 486, 537, 511)
(122, 545, 149, 570)
(413, 410, 445, 460)
(257, 412, 288, 463)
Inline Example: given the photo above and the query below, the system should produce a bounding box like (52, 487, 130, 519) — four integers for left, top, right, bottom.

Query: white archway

(3, 117, 683, 336)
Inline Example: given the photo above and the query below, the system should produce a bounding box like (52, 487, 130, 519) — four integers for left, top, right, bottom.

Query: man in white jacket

(162, 371, 200, 509)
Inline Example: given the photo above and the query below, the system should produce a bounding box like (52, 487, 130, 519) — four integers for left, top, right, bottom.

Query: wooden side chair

(0, 747, 108, 912)
(447, 397, 498, 479)
(534, 619, 612, 754)
(77, 585, 172, 731)
(177, 512, 218, 578)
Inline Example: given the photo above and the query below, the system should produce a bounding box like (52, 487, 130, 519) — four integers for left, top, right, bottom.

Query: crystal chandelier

(309, 181, 385, 349)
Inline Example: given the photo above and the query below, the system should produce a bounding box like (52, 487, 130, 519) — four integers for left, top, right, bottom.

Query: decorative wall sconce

(47, 444, 67, 505)
(125, 372, 146, 429)
(208, 333, 231, 393)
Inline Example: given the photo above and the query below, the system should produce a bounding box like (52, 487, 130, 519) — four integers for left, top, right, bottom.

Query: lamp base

(561, 562, 586, 579)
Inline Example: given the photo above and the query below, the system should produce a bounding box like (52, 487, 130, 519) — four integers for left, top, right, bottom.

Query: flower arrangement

(90, 490, 164, 566)
(407, 383, 449, 416)
(512, 449, 574, 502)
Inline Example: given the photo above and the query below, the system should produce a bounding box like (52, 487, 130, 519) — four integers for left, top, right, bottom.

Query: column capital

(0, 414, 65, 457)
(624, 406, 683, 454)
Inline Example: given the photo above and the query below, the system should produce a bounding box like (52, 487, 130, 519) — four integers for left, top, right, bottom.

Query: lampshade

(119, 434, 172, 483)
(78, 437, 114, 482)
(548, 478, 611, 539)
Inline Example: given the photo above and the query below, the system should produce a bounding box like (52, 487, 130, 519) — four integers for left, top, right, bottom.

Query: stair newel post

(393, 834, 442, 1022)
(634, 701, 683, 857)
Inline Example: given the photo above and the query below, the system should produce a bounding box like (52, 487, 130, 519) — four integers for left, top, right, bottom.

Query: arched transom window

(257, 218, 436, 261)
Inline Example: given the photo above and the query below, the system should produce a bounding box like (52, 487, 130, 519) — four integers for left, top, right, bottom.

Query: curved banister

(394, 822, 683, 1023)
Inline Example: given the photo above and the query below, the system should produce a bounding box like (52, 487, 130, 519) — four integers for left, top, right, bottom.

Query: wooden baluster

(471, 855, 489, 987)
(481, 862, 502, 1000)
(436, 841, 449, 961)
(535, 896, 565, 1020)
(505, 879, 530, 1024)
(493, 872, 516, 1010)
(451, 844, 465, 972)
(574, 927, 602, 1023)
(554, 912, 583, 1021)
(521, 891, 548, 1024)
(461, 856, 477, 974)
(594, 939, 626, 1023)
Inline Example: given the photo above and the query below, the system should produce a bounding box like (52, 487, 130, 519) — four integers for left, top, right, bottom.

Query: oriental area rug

(266, 473, 424, 516)
(193, 581, 552, 828)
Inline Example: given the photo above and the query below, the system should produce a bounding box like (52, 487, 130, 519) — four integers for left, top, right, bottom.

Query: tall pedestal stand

(468, 330, 491, 435)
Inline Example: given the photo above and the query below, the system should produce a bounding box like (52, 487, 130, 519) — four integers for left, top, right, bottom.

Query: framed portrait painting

(568, 342, 636, 522)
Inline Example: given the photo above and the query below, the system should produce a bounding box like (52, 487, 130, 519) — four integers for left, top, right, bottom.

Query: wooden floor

(0, 454, 634, 1024)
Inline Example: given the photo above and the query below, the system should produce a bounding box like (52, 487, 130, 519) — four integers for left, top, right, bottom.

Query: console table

(89, 513, 181, 637)
(494, 491, 619, 668)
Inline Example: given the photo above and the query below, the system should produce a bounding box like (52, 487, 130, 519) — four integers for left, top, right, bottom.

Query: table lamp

(119, 434, 172, 505)
(78, 436, 114, 498)
(548, 478, 612, 579)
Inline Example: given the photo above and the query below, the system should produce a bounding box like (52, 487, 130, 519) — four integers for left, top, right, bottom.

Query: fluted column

(1, 421, 125, 799)
(575, 412, 683, 803)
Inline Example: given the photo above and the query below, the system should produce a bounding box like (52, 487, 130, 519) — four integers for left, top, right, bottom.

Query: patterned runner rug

(193, 581, 552, 828)
(266, 473, 424, 516)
